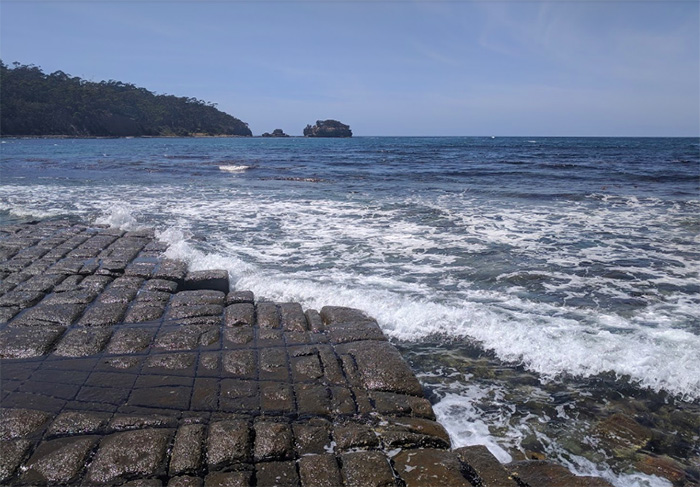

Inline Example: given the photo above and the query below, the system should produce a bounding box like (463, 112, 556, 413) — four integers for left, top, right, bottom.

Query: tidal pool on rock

(397, 340, 700, 487)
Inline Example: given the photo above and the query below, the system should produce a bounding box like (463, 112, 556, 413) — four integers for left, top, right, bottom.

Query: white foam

(552, 448, 673, 487)
(2, 156, 698, 487)
(433, 392, 514, 463)
(0, 201, 64, 220)
(1, 182, 698, 401)
(219, 164, 252, 172)
(94, 204, 146, 231)
(158, 235, 700, 400)
(156, 226, 254, 279)
(431, 384, 673, 487)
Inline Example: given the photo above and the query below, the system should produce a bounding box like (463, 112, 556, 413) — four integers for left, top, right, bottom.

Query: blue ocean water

(1, 136, 699, 486)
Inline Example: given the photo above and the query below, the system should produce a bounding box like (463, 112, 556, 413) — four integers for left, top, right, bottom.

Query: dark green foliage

(0, 61, 252, 137)
(303, 120, 352, 137)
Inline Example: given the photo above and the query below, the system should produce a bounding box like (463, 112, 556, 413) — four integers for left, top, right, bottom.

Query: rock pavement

(0, 220, 613, 486)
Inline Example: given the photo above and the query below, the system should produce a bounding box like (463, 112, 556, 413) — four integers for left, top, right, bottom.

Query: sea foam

(153, 220, 700, 401)
(4, 184, 698, 401)
(219, 164, 252, 172)
(94, 203, 146, 231)
(2, 137, 698, 487)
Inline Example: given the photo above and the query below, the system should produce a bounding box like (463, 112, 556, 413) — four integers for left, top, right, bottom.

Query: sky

(1, 0, 698, 137)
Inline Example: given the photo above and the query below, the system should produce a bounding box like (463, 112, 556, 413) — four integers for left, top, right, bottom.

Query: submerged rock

(592, 413, 653, 458)
(509, 460, 614, 487)
(634, 454, 687, 484)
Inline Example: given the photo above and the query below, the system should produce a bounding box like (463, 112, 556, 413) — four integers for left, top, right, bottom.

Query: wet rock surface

(509, 460, 617, 487)
(0, 221, 615, 486)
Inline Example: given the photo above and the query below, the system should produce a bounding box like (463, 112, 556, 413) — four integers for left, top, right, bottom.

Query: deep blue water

(1, 136, 699, 486)
(2, 136, 698, 196)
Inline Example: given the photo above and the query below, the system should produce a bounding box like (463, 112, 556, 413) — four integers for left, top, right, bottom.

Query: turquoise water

(1, 136, 699, 485)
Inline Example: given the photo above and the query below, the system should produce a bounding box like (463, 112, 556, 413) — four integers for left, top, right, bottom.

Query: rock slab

(0, 221, 614, 487)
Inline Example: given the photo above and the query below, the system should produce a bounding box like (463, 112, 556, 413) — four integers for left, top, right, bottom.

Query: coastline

(2, 135, 699, 487)
(0, 219, 615, 487)
(0, 134, 254, 140)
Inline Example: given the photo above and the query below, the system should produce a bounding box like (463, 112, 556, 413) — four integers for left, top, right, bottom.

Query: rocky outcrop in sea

(303, 120, 352, 138)
(261, 129, 289, 137)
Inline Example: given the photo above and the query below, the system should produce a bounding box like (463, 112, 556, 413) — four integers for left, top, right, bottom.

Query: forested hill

(0, 62, 252, 137)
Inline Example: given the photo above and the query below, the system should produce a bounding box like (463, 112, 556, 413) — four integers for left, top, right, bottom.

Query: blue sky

(1, 0, 698, 136)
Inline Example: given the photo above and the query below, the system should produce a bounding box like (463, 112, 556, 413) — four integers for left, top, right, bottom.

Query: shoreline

(3, 135, 696, 141)
(0, 219, 614, 486)
(0, 134, 253, 140)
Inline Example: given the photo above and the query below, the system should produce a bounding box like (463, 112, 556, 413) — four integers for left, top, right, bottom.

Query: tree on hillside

(0, 61, 252, 137)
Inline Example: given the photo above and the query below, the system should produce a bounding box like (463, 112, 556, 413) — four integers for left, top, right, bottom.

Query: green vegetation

(0, 61, 252, 137)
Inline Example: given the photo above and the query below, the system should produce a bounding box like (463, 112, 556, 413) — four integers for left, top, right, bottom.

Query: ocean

(1, 136, 698, 486)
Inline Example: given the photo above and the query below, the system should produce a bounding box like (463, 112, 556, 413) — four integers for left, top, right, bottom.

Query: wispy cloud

(410, 39, 462, 67)
(475, 1, 698, 89)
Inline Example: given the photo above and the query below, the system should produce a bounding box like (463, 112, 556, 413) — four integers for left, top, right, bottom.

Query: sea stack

(261, 129, 290, 137)
(303, 120, 352, 137)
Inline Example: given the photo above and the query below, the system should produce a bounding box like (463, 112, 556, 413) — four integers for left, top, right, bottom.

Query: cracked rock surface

(0, 221, 612, 486)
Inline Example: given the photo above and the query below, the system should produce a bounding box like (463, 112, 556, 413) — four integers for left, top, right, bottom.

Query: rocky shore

(0, 220, 613, 486)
